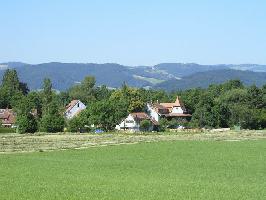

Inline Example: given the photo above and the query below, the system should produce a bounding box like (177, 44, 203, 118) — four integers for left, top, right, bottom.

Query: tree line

(0, 69, 265, 133)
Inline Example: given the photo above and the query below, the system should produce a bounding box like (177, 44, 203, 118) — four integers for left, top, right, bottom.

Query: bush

(67, 117, 89, 133)
(39, 113, 65, 133)
(140, 120, 151, 132)
(16, 114, 38, 134)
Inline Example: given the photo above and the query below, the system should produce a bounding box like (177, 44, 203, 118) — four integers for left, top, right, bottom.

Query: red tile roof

(160, 96, 184, 108)
(0, 109, 16, 125)
(150, 96, 190, 117)
(130, 112, 159, 125)
(131, 112, 150, 120)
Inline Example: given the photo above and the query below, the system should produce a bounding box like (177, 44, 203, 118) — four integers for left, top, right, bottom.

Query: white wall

(171, 106, 184, 114)
(147, 104, 160, 122)
(116, 114, 140, 131)
(65, 101, 86, 119)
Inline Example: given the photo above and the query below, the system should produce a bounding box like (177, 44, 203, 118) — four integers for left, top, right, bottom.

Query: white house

(116, 112, 158, 132)
(64, 100, 86, 119)
(147, 96, 191, 122)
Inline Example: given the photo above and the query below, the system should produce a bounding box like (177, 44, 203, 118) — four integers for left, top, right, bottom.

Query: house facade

(147, 96, 191, 123)
(0, 109, 16, 128)
(64, 100, 86, 119)
(116, 112, 158, 132)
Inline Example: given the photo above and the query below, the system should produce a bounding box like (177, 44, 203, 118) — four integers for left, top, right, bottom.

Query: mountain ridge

(0, 62, 266, 91)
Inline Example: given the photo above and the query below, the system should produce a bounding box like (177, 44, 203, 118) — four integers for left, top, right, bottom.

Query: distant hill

(0, 63, 158, 90)
(155, 69, 266, 91)
(0, 62, 266, 91)
(153, 63, 228, 78)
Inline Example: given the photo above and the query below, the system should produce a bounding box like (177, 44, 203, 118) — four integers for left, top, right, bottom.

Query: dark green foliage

(87, 100, 128, 131)
(110, 84, 146, 113)
(68, 76, 96, 104)
(95, 85, 112, 101)
(42, 78, 53, 112)
(67, 115, 89, 132)
(39, 100, 65, 133)
(39, 79, 65, 133)
(27, 92, 42, 118)
(14, 96, 38, 134)
(184, 81, 266, 129)
(140, 120, 151, 132)
(16, 114, 38, 134)
(0, 69, 25, 108)
(158, 118, 169, 131)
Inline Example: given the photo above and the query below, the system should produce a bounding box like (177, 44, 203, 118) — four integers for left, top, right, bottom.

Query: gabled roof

(160, 96, 184, 108)
(131, 112, 150, 120)
(148, 96, 189, 117)
(130, 112, 159, 125)
(65, 100, 79, 113)
(152, 103, 167, 110)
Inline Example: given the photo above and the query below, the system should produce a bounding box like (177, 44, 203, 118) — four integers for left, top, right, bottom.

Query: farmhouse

(116, 112, 159, 132)
(147, 96, 191, 122)
(0, 109, 16, 128)
(64, 100, 86, 119)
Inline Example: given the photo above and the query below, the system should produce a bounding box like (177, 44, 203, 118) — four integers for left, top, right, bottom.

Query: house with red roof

(0, 109, 16, 128)
(116, 112, 159, 132)
(147, 96, 191, 123)
(64, 100, 86, 119)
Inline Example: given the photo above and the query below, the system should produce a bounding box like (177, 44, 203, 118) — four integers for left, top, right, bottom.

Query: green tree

(110, 85, 145, 113)
(42, 78, 53, 112)
(67, 112, 89, 133)
(158, 118, 169, 132)
(0, 69, 25, 108)
(87, 100, 127, 131)
(39, 78, 65, 133)
(39, 100, 65, 133)
(68, 76, 96, 104)
(140, 119, 151, 132)
(247, 85, 263, 109)
(28, 91, 42, 118)
(14, 96, 38, 134)
(191, 94, 218, 128)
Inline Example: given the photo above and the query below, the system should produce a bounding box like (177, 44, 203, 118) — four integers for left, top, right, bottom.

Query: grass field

(0, 140, 266, 199)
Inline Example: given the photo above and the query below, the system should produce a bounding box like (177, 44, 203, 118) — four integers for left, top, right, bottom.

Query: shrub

(140, 120, 151, 132)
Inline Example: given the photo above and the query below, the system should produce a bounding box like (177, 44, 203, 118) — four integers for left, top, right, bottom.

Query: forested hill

(155, 69, 266, 91)
(0, 62, 266, 91)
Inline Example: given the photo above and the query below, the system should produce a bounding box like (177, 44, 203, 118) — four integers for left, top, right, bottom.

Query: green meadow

(0, 140, 266, 200)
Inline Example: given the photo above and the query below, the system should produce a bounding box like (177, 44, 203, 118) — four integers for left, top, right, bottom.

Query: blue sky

(0, 0, 265, 65)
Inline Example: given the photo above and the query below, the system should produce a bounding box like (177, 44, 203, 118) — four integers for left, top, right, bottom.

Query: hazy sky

(0, 0, 265, 65)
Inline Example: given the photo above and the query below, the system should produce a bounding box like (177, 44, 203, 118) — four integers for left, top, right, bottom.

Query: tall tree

(42, 78, 53, 111)
(0, 69, 24, 108)
(14, 96, 38, 134)
(87, 100, 128, 131)
(68, 76, 96, 104)
(39, 100, 65, 133)
(110, 85, 145, 113)
(39, 78, 65, 133)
